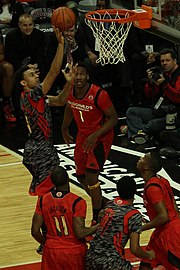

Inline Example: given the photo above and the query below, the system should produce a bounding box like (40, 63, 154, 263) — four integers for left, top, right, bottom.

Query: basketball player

(61, 61, 118, 225)
(14, 28, 74, 197)
(137, 152, 180, 270)
(86, 176, 155, 269)
(31, 166, 99, 270)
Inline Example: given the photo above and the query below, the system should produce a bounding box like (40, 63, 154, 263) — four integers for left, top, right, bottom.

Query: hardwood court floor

(0, 113, 179, 269)
(0, 144, 152, 269)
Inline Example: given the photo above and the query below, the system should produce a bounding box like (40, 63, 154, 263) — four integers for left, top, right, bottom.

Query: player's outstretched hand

(62, 63, 77, 84)
(53, 27, 64, 45)
(62, 128, 74, 146)
(82, 133, 98, 153)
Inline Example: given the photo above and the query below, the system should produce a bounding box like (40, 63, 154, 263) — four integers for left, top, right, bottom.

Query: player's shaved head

(146, 152, 162, 173)
(51, 166, 69, 187)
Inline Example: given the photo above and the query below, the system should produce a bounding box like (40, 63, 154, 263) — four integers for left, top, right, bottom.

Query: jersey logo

(88, 95, 94, 101)
(116, 199, 123, 205)
(56, 192, 62, 197)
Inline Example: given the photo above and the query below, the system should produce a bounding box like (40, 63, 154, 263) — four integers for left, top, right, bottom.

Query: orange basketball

(51, 7, 76, 31)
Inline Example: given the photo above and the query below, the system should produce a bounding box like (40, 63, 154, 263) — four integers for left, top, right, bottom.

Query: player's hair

(76, 61, 90, 74)
(160, 48, 178, 61)
(14, 65, 30, 92)
(147, 152, 162, 173)
(51, 166, 69, 187)
(116, 176, 136, 200)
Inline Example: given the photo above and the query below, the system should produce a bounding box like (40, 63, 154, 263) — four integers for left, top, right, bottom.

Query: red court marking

(0, 263, 41, 270)
(0, 248, 141, 269)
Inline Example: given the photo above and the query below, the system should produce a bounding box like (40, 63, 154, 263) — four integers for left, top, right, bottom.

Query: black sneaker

(159, 147, 180, 159)
(36, 244, 43, 255)
(131, 131, 148, 145)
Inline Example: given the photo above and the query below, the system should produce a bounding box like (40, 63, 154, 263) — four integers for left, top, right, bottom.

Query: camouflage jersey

(86, 197, 142, 270)
(20, 85, 59, 195)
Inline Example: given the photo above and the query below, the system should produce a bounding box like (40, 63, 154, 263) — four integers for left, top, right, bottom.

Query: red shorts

(29, 174, 54, 196)
(42, 244, 87, 270)
(74, 131, 113, 176)
(141, 219, 180, 269)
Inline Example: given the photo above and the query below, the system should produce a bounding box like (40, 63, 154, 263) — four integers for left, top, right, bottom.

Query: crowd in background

(0, 0, 179, 155)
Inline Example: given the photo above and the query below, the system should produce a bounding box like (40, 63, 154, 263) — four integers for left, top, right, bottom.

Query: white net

(85, 10, 133, 65)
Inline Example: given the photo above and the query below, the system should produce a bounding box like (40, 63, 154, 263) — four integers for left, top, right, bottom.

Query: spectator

(61, 61, 118, 225)
(86, 176, 155, 269)
(0, 0, 24, 28)
(5, 13, 45, 76)
(125, 27, 174, 106)
(126, 48, 180, 142)
(31, 165, 99, 270)
(5, 13, 46, 116)
(0, 31, 16, 122)
(137, 152, 180, 270)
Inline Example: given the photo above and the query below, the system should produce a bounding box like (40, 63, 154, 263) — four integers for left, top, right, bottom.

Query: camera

(149, 66, 163, 81)
(162, 105, 177, 130)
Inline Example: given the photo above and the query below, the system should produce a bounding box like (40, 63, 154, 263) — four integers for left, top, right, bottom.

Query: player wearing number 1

(61, 61, 118, 224)
(31, 166, 98, 270)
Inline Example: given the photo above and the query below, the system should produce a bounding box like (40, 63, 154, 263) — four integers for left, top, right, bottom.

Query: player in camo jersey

(14, 28, 74, 196)
(86, 176, 155, 270)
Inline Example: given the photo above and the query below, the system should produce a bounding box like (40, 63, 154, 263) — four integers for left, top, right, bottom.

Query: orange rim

(85, 9, 137, 24)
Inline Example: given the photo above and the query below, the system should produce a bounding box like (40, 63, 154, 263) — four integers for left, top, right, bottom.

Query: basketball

(51, 7, 76, 32)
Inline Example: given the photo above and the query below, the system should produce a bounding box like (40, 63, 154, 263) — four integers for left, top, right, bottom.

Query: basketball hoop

(85, 7, 152, 65)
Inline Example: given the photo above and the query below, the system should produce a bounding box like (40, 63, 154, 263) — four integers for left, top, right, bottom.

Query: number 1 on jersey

(79, 110, 84, 122)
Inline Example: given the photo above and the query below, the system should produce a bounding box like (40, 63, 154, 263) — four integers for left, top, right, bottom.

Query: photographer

(126, 48, 180, 143)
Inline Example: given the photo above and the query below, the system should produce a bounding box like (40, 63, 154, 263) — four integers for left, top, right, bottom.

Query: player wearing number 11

(31, 166, 99, 270)
(61, 61, 118, 224)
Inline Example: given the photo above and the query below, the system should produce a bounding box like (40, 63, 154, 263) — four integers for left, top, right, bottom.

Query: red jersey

(35, 190, 87, 249)
(20, 85, 52, 141)
(144, 66, 180, 104)
(67, 84, 113, 136)
(142, 176, 180, 269)
(143, 175, 178, 221)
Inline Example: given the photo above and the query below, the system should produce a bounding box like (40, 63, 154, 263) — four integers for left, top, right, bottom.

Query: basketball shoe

(3, 103, 17, 123)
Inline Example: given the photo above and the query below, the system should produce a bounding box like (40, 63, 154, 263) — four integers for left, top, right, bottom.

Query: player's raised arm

(42, 28, 64, 95)
(47, 64, 77, 107)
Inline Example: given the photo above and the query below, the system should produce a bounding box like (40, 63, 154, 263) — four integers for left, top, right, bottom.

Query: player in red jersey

(31, 165, 99, 270)
(137, 152, 180, 270)
(86, 176, 155, 270)
(61, 61, 118, 224)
